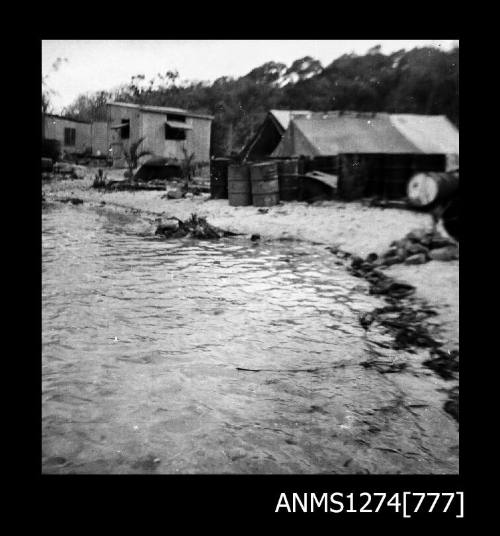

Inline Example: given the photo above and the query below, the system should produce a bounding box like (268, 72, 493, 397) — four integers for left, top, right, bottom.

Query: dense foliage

(61, 45, 459, 157)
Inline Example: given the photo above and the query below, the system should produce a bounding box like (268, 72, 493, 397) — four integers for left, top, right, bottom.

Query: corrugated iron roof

(43, 113, 91, 125)
(272, 112, 459, 157)
(269, 110, 313, 131)
(389, 114, 459, 154)
(107, 101, 214, 121)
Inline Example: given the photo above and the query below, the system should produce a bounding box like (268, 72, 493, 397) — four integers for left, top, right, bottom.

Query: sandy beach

(43, 176, 458, 349)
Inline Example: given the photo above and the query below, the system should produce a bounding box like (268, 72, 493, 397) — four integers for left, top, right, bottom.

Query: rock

(155, 220, 179, 235)
(396, 247, 408, 261)
(382, 255, 402, 266)
(428, 246, 459, 261)
(383, 247, 398, 258)
(365, 269, 388, 284)
(365, 252, 378, 263)
(351, 256, 364, 269)
(258, 208, 269, 214)
(405, 242, 429, 256)
(371, 280, 415, 299)
(251, 233, 261, 241)
(429, 236, 455, 249)
(336, 250, 351, 259)
(404, 253, 428, 265)
(166, 188, 184, 199)
(53, 162, 74, 175)
(359, 312, 375, 330)
(71, 165, 87, 179)
(406, 228, 428, 242)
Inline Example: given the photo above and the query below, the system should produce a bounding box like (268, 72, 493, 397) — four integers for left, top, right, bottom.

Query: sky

(42, 40, 457, 113)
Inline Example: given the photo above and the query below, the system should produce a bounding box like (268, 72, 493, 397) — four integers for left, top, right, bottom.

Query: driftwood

(155, 214, 242, 240)
(236, 361, 350, 373)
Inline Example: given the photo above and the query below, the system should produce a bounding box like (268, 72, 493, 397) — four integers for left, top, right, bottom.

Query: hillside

(60, 45, 459, 157)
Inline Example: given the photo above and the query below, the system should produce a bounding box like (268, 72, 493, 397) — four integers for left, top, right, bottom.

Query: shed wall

(91, 122, 109, 156)
(108, 105, 142, 163)
(43, 116, 91, 154)
(107, 104, 212, 174)
(140, 112, 211, 163)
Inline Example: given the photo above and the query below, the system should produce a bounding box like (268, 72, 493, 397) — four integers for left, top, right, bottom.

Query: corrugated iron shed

(272, 112, 459, 157)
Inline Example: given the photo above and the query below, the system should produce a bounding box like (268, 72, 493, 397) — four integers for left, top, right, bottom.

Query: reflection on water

(42, 204, 458, 474)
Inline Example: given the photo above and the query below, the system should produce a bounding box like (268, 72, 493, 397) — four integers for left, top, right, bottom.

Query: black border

(30, 20, 470, 524)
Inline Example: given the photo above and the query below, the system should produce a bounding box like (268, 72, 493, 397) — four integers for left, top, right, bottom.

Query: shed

(240, 109, 312, 162)
(271, 112, 459, 199)
(106, 102, 214, 176)
(42, 113, 92, 155)
(272, 112, 459, 157)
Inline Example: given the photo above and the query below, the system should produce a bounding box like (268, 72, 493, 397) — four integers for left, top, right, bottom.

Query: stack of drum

(228, 164, 252, 206)
(250, 161, 280, 207)
(227, 159, 305, 207)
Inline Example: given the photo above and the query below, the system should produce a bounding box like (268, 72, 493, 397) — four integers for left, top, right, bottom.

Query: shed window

(120, 119, 130, 139)
(165, 124, 186, 140)
(64, 127, 76, 146)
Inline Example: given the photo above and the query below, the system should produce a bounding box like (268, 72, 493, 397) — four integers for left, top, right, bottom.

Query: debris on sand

(377, 227, 458, 267)
(335, 232, 459, 423)
(155, 213, 242, 240)
(92, 169, 107, 189)
(423, 348, 459, 380)
(359, 303, 439, 351)
(443, 386, 459, 422)
(59, 197, 84, 205)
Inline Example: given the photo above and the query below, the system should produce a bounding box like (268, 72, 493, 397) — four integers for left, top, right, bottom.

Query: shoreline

(43, 177, 458, 350)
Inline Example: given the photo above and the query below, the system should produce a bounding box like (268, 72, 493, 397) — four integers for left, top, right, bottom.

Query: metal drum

(228, 164, 252, 206)
(277, 159, 300, 201)
(407, 171, 459, 208)
(250, 162, 280, 207)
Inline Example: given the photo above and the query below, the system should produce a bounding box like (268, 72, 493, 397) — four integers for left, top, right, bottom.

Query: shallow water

(42, 203, 458, 474)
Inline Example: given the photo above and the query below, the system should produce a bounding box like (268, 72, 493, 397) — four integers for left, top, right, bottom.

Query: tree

(62, 45, 458, 157)
(122, 137, 153, 178)
(42, 57, 68, 112)
(63, 90, 112, 122)
(284, 56, 323, 84)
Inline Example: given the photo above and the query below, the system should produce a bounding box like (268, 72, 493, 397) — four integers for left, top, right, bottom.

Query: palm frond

(129, 136, 146, 158)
